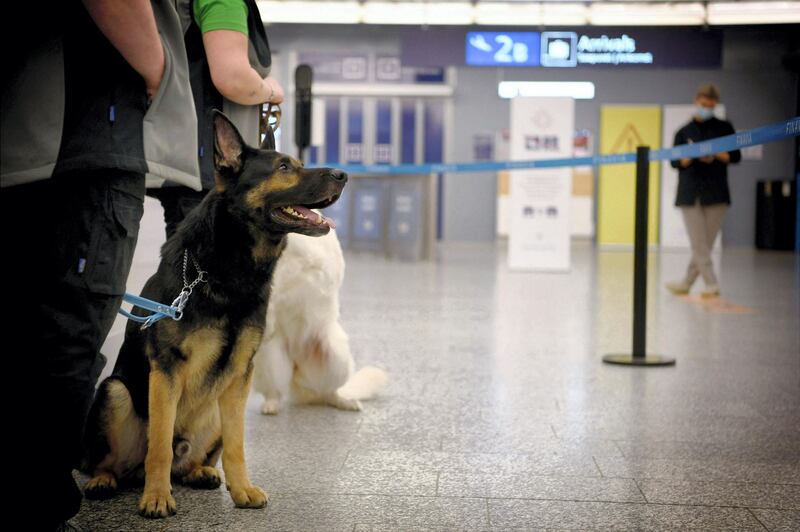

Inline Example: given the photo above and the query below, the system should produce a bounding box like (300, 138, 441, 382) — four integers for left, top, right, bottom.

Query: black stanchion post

(295, 64, 312, 163)
(632, 145, 649, 358)
(603, 146, 675, 367)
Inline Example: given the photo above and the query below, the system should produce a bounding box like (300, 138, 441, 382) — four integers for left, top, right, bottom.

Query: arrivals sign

(403, 28, 722, 69)
(541, 32, 654, 67)
(467, 31, 655, 67)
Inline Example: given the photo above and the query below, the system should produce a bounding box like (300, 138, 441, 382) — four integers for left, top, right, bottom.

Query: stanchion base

(602, 354, 676, 366)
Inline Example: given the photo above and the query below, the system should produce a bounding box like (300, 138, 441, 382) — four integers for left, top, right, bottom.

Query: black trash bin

(755, 179, 797, 250)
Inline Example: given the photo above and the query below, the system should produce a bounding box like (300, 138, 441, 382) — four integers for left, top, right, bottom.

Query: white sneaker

(665, 280, 691, 295)
(701, 285, 720, 298)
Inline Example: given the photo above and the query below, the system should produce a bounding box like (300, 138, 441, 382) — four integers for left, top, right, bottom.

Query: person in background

(665, 83, 741, 298)
(149, 0, 285, 239)
(1, 2, 199, 529)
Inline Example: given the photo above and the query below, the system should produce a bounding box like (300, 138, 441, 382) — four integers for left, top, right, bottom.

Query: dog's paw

(230, 484, 269, 509)
(139, 488, 177, 518)
(328, 395, 363, 412)
(260, 398, 281, 415)
(181, 466, 221, 490)
(84, 473, 118, 500)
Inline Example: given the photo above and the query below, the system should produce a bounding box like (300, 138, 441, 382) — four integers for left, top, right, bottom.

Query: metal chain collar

(170, 249, 208, 321)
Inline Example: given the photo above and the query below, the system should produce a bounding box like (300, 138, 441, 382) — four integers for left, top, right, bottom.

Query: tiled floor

(73, 198, 799, 531)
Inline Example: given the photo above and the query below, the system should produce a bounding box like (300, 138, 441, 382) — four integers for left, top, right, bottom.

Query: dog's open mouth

(270, 194, 340, 231)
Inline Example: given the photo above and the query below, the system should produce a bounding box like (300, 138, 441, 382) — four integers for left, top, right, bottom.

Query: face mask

(696, 106, 714, 121)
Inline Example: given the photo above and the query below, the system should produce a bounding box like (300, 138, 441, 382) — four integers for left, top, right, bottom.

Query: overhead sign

(466, 32, 540, 67)
(297, 52, 368, 82)
(298, 52, 445, 84)
(542, 32, 653, 66)
(540, 32, 577, 67)
(409, 28, 721, 68)
(468, 31, 656, 68)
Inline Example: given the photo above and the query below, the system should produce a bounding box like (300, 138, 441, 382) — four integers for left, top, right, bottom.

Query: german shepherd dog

(82, 111, 346, 518)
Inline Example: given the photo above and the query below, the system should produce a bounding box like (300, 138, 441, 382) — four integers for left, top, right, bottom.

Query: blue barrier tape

(650, 116, 800, 162)
(119, 116, 800, 324)
(313, 116, 800, 175)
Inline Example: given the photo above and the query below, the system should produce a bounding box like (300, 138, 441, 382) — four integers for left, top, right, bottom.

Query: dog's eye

(279, 163, 289, 171)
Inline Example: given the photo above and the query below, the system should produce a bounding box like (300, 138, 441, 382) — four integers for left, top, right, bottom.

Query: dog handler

(665, 83, 741, 298)
(149, 0, 285, 239)
(1, 2, 200, 529)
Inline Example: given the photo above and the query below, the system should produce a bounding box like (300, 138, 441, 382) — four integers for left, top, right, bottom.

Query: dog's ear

(212, 110, 245, 192)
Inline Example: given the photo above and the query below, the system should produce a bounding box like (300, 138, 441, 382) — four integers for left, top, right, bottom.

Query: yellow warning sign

(609, 123, 646, 153)
(598, 106, 662, 245)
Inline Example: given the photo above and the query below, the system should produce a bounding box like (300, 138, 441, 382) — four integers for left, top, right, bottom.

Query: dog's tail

(338, 366, 388, 400)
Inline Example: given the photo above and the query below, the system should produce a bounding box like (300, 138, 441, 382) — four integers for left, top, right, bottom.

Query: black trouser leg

(147, 186, 207, 240)
(3, 169, 145, 528)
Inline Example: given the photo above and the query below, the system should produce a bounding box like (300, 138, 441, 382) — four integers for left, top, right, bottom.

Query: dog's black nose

(329, 170, 348, 183)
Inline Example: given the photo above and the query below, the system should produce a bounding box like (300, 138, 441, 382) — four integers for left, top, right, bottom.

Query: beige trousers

(680, 201, 728, 286)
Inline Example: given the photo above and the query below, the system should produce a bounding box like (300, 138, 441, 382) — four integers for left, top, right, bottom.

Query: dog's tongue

(292, 205, 336, 229)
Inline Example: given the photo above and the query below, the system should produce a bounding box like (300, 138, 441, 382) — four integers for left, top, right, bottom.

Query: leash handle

(260, 103, 281, 150)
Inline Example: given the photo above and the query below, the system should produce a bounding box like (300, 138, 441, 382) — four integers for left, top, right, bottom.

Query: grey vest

(1, 1, 202, 191)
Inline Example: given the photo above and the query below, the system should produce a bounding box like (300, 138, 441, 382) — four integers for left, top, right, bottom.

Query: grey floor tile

(80, 206, 799, 530)
(345, 450, 601, 478)
(595, 456, 800, 483)
(488, 499, 766, 530)
(440, 434, 622, 458)
(244, 445, 352, 475)
(439, 472, 644, 502)
(553, 415, 800, 445)
(639, 478, 800, 509)
(244, 401, 364, 433)
(615, 439, 800, 463)
(73, 485, 275, 532)
(354, 526, 467, 532)
(265, 494, 489, 528)
(482, 529, 561, 532)
(355, 426, 445, 451)
(266, 468, 438, 496)
(329, 469, 439, 496)
(750, 508, 800, 531)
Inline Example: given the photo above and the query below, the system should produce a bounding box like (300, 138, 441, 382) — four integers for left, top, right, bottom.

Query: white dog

(252, 228, 386, 415)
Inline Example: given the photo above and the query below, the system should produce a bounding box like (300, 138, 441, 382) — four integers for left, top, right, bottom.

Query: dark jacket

(671, 117, 741, 206)
(1, 1, 200, 190)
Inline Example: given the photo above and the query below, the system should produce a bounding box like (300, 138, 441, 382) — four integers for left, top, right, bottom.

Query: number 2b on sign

(495, 35, 529, 64)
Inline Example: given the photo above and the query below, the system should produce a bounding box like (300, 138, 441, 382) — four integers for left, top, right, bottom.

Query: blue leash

(119, 292, 183, 328)
(118, 250, 206, 329)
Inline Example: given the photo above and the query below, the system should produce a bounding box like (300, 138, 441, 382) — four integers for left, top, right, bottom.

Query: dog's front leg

(139, 369, 181, 518)
(219, 367, 268, 509)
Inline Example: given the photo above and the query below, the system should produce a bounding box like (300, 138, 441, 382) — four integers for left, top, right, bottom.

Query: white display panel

(508, 97, 575, 271)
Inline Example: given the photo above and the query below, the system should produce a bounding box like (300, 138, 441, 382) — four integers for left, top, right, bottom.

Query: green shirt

(194, 0, 248, 35)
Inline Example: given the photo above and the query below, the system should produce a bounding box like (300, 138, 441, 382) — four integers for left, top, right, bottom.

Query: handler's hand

(715, 152, 731, 164)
